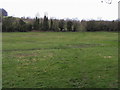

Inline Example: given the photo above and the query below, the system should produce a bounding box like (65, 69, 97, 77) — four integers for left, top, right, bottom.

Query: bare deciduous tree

(101, 0, 112, 4)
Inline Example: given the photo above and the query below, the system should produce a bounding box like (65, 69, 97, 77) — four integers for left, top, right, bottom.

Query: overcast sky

(0, 0, 119, 20)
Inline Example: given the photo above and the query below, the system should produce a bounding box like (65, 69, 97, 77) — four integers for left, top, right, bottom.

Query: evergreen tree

(33, 17, 40, 30)
(18, 19, 26, 32)
(58, 19, 65, 31)
(67, 20, 73, 31)
(86, 20, 96, 31)
(50, 19, 53, 31)
(43, 15, 49, 31)
(2, 16, 17, 32)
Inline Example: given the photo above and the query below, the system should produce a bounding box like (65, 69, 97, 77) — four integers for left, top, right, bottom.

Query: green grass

(2, 32, 118, 88)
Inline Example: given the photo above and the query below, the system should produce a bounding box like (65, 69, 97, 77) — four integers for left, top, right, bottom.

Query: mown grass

(2, 32, 118, 88)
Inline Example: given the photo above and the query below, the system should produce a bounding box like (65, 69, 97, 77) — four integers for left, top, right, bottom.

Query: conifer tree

(33, 17, 40, 30)
(58, 19, 65, 31)
(43, 15, 49, 31)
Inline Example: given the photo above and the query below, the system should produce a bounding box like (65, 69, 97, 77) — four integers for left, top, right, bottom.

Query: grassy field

(2, 32, 118, 88)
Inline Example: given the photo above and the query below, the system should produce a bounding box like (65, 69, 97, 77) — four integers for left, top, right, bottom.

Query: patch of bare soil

(15, 53, 38, 58)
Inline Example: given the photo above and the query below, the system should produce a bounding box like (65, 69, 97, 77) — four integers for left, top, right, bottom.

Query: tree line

(2, 15, 119, 32)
